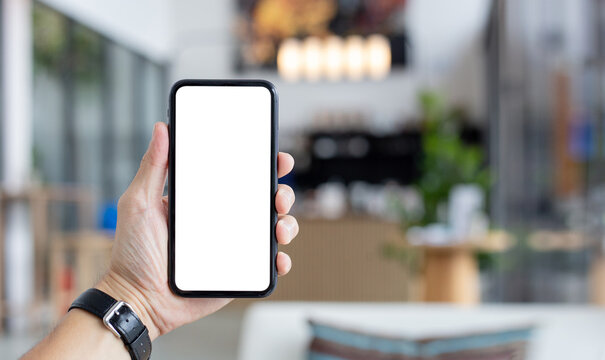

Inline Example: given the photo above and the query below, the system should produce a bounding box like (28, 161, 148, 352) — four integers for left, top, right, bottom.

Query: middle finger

(275, 184, 295, 214)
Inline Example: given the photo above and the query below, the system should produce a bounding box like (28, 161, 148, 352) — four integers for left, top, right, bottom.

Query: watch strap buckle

(103, 301, 132, 337)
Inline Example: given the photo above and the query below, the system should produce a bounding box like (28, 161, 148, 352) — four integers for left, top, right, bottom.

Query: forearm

(22, 274, 159, 360)
(21, 309, 130, 360)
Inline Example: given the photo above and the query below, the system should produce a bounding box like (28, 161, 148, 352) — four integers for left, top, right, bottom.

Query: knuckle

(117, 194, 129, 210)
(117, 190, 148, 213)
(140, 152, 152, 168)
(140, 147, 165, 169)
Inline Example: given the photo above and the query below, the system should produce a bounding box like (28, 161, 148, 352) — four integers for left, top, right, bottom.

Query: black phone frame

(167, 79, 279, 298)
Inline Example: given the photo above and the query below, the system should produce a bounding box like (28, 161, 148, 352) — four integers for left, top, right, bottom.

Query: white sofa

(238, 302, 605, 360)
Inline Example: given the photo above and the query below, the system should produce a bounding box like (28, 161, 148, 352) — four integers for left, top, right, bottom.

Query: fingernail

(285, 189, 295, 206)
(283, 219, 295, 238)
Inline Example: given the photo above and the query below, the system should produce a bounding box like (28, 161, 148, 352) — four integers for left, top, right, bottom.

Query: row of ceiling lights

(276, 34, 392, 82)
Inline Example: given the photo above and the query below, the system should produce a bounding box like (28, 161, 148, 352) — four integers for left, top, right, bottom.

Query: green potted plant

(384, 91, 493, 289)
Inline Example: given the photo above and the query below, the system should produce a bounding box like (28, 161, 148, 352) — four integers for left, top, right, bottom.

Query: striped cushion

(308, 320, 533, 360)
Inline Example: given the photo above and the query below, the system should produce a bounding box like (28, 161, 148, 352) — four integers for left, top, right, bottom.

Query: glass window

(32, 4, 67, 184)
(107, 43, 136, 199)
(32, 2, 167, 208)
(73, 24, 103, 192)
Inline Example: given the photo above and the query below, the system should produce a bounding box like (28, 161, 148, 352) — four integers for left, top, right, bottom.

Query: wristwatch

(69, 288, 152, 360)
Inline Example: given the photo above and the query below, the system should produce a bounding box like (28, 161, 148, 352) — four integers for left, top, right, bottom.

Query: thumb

(129, 122, 169, 198)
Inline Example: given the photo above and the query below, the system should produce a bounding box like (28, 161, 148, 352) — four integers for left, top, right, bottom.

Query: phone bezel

(167, 79, 278, 298)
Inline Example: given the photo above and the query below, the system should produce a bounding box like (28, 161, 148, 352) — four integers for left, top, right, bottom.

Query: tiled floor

(1, 307, 245, 360)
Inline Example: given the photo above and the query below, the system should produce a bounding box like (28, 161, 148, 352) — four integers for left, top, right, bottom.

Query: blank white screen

(174, 85, 272, 292)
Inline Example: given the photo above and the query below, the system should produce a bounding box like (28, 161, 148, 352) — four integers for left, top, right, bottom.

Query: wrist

(96, 272, 160, 340)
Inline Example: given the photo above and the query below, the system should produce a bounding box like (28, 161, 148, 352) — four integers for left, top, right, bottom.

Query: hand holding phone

(97, 120, 296, 341)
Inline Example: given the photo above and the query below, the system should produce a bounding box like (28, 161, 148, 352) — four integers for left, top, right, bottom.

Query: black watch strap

(69, 288, 152, 360)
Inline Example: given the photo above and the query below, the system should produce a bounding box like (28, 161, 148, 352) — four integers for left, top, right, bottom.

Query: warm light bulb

(366, 34, 391, 80)
(323, 36, 344, 81)
(277, 39, 302, 82)
(302, 37, 323, 82)
(344, 35, 365, 81)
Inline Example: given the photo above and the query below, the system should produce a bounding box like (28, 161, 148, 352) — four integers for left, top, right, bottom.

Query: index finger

(278, 152, 294, 178)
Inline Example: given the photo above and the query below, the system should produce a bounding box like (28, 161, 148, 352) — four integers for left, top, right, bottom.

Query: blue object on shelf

(569, 115, 593, 161)
(99, 201, 118, 231)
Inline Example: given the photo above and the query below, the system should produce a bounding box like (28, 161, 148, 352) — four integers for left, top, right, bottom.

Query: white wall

(36, 0, 490, 130)
(170, 0, 491, 132)
(2, 0, 34, 332)
(407, 0, 490, 119)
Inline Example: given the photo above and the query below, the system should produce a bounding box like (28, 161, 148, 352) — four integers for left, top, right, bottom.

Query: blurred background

(2, 0, 605, 359)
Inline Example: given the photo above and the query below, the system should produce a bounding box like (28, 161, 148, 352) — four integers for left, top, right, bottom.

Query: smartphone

(168, 79, 278, 297)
